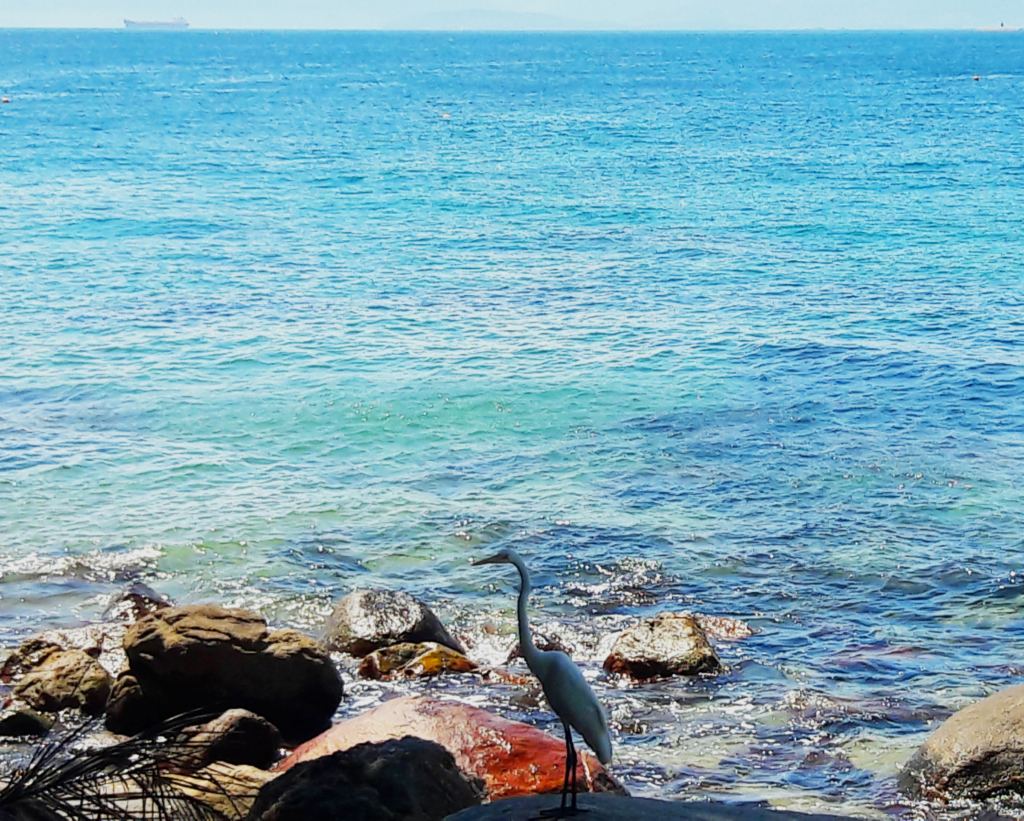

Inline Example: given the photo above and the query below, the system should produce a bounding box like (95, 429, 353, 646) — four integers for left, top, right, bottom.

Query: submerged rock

(901, 684, 1024, 800)
(13, 648, 113, 715)
(324, 589, 465, 657)
(248, 737, 483, 821)
(603, 612, 721, 680)
(106, 604, 342, 743)
(275, 696, 625, 800)
(102, 581, 172, 623)
(695, 615, 754, 641)
(358, 642, 478, 680)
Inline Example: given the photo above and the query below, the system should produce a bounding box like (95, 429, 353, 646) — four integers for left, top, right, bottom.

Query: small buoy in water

(1, 97, 10, 104)
(973, 75, 981, 81)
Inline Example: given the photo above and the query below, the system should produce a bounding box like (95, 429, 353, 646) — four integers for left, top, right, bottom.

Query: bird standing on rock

(473, 548, 612, 818)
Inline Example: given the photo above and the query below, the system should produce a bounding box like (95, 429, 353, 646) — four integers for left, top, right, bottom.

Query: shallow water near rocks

(1, 29, 1024, 819)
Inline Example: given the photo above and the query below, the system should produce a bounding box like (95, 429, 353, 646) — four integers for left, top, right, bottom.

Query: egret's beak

(472, 553, 506, 566)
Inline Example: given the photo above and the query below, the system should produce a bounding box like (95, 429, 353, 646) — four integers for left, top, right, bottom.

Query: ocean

(1, 28, 1023, 816)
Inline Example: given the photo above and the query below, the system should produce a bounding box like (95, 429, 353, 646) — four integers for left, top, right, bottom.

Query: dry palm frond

(0, 712, 242, 821)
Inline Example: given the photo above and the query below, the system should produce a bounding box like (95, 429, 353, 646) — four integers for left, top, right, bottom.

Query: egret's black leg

(560, 721, 571, 809)
(533, 722, 588, 818)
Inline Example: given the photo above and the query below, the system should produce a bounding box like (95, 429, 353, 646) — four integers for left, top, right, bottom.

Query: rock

(445, 793, 846, 821)
(2, 625, 129, 680)
(324, 589, 465, 657)
(1, 638, 63, 682)
(13, 649, 113, 715)
(358, 642, 478, 680)
(104, 670, 167, 734)
(248, 737, 483, 821)
(167, 762, 277, 820)
(0, 704, 54, 736)
(505, 633, 572, 664)
(107, 604, 342, 743)
(178, 709, 283, 770)
(603, 613, 721, 680)
(900, 684, 1024, 800)
(102, 581, 171, 623)
(276, 696, 625, 800)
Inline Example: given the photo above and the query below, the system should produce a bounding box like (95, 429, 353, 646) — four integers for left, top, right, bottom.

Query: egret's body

(473, 548, 612, 817)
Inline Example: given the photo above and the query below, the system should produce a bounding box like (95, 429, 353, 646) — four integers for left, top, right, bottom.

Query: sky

(0, 0, 1021, 30)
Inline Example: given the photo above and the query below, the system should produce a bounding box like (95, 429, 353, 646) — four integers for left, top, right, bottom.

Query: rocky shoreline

(0, 582, 1020, 819)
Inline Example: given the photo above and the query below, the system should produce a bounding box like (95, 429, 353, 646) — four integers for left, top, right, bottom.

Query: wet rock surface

(358, 641, 478, 680)
(12, 648, 113, 715)
(276, 695, 625, 800)
(901, 683, 1024, 800)
(249, 736, 483, 821)
(325, 589, 466, 657)
(603, 612, 722, 680)
(106, 604, 342, 743)
(2, 626, 129, 681)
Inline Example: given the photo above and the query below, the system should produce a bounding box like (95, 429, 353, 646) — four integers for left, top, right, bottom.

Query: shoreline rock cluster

(0, 582, 1019, 819)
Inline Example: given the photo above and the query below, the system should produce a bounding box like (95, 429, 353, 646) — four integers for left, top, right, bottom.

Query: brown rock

(275, 696, 625, 800)
(3, 625, 130, 681)
(358, 642, 478, 680)
(249, 737, 483, 821)
(109, 604, 342, 743)
(178, 709, 283, 770)
(105, 670, 167, 735)
(324, 589, 465, 657)
(900, 684, 1024, 800)
(603, 612, 721, 680)
(13, 649, 113, 715)
(1, 638, 63, 682)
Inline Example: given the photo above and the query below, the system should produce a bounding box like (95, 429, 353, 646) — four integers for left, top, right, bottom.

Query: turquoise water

(1, 29, 1024, 815)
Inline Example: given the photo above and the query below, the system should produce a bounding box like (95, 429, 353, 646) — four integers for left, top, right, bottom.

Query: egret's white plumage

(473, 548, 612, 815)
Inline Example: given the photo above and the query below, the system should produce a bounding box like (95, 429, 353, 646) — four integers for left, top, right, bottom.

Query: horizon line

(1, 25, 1020, 32)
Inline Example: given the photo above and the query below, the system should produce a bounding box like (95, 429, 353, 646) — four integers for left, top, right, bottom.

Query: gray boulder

(324, 590, 465, 657)
(603, 612, 721, 680)
(901, 684, 1024, 799)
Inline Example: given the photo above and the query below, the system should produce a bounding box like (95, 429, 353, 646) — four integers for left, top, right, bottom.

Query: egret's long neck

(510, 553, 540, 667)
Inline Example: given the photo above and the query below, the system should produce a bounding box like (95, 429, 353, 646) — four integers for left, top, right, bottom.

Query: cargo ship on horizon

(123, 17, 189, 30)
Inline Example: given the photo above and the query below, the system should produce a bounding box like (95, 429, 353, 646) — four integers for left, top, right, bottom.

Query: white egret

(473, 548, 612, 817)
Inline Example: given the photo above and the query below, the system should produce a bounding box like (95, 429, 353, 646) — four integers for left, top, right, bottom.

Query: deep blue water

(1, 29, 1023, 815)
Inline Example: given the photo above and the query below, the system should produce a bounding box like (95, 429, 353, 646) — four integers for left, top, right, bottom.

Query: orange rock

(274, 696, 624, 800)
(357, 642, 477, 680)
